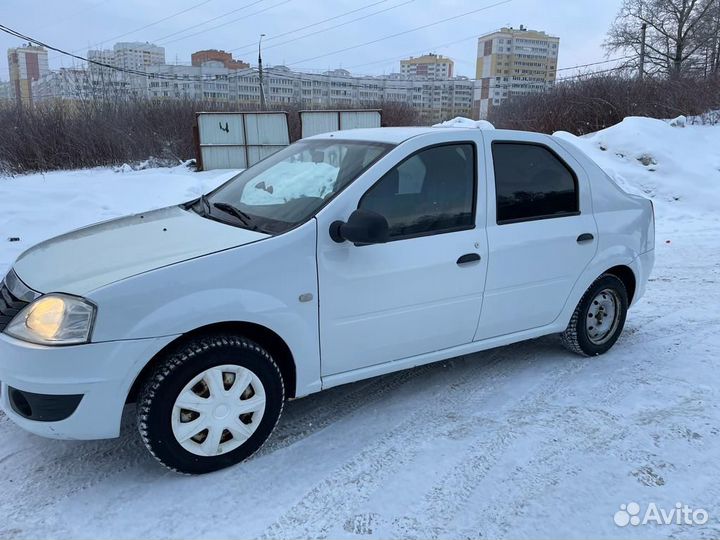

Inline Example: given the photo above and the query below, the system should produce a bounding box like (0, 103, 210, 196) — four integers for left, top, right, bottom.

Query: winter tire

(137, 334, 284, 474)
(561, 274, 629, 357)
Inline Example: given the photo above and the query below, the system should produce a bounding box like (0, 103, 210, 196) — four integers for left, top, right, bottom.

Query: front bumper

(0, 332, 177, 439)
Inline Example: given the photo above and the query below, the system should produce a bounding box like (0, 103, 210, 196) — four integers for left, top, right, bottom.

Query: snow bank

(433, 117, 495, 130)
(0, 164, 235, 277)
(554, 116, 720, 231)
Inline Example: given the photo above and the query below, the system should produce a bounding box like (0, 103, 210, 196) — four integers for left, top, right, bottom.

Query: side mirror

(329, 209, 389, 245)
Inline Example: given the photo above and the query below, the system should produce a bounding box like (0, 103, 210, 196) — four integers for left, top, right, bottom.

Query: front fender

(86, 220, 321, 397)
(123, 287, 298, 338)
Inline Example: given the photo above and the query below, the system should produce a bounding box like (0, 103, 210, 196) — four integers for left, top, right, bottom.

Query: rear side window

(492, 142, 578, 224)
(359, 143, 476, 240)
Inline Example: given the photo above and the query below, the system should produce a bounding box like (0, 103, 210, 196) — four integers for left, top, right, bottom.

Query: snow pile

(667, 115, 686, 127)
(0, 164, 234, 278)
(433, 117, 495, 130)
(240, 161, 339, 204)
(554, 116, 720, 231)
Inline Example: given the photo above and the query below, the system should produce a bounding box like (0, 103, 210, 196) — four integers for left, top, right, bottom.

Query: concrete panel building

(32, 68, 135, 100)
(400, 53, 454, 79)
(113, 42, 165, 71)
(145, 63, 233, 101)
(7, 44, 49, 105)
(473, 26, 559, 119)
(30, 40, 476, 124)
(144, 63, 475, 123)
(88, 42, 165, 74)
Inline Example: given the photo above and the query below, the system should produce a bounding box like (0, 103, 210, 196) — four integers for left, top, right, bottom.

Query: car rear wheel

(137, 335, 284, 474)
(561, 274, 629, 356)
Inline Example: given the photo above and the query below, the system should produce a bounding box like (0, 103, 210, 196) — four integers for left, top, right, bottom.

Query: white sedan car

(0, 125, 654, 473)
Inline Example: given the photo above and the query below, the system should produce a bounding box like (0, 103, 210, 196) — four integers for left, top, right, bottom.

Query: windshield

(198, 139, 393, 234)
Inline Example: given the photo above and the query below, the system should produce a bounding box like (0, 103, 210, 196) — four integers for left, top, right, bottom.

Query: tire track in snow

(259, 340, 578, 539)
(388, 354, 593, 539)
(460, 406, 628, 538)
(257, 361, 444, 457)
(0, 409, 154, 535)
(441, 334, 718, 537)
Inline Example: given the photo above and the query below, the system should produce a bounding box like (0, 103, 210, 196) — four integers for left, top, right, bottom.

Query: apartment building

(32, 52, 476, 124)
(145, 63, 234, 101)
(32, 68, 136, 100)
(87, 48, 116, 69)
(191, 49, 250, 70)
(143, 63, 474, 122)
(400, 53, 454, 79)
(473, 25, 559, 119)
(88, 42, 165, 74)
(7, 44, 49, 105)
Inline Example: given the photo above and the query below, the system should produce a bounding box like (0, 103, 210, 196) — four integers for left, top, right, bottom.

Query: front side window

(202, 140, 392, 233)
(492, 142, 578, 224)
(359, 143, 476, 240)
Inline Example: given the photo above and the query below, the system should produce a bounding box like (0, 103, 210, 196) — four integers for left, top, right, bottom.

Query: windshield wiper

(212, 202, 263, 232)
(196, 193, 211, 214)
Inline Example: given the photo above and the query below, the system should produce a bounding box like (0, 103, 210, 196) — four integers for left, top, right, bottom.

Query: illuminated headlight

(5, 294, 96, 345)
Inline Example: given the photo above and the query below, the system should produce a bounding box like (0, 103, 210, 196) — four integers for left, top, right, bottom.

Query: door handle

(577, 233, 594, 243)
(457, 253, 481, 265)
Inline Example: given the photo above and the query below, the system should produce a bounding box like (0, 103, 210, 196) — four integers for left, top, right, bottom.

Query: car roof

(305, 126, 545, 145)
(304, 126, 476, 144)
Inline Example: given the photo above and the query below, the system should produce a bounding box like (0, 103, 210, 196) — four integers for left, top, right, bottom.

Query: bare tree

(606, 0, 719, 77)
(695, 0, 720, 75)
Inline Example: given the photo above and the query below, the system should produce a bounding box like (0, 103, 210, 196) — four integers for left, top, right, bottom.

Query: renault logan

(0, 125, 655, 473)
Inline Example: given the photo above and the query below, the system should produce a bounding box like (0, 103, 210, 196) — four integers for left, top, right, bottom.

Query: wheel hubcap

(585, 288, 621, 345)
(171, 364, 266, 457)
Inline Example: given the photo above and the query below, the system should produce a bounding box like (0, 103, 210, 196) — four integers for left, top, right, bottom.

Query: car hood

(13, 206, 269, 296)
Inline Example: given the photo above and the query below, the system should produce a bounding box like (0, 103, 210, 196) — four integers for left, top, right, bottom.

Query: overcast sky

(1, 0, 624, 81)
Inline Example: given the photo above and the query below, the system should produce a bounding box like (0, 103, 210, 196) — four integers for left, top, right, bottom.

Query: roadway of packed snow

(1, 117, 719, 539)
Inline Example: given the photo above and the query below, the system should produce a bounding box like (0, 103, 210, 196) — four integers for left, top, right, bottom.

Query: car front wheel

(137, 335, 284, 474)
(561, 274, 629, 356)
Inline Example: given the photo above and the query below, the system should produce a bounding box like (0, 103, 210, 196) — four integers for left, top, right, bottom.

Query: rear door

(474, 131, 598, 340)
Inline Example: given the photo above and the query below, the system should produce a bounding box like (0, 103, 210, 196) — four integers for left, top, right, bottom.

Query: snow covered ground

(1, 118, 719, 539)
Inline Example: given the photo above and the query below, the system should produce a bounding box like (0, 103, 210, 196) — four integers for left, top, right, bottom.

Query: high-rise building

(88, 42, 165, 74)
(191, 49, 250, 70)
(113, 42, 165, 71)
(87, 48, 116, 68)
(473, 26, 559, 119)
(7, 44, 49, 105)
(400, 53, 454, 79)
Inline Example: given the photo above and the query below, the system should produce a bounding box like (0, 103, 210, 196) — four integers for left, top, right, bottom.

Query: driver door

(316, 140, 488, 377)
